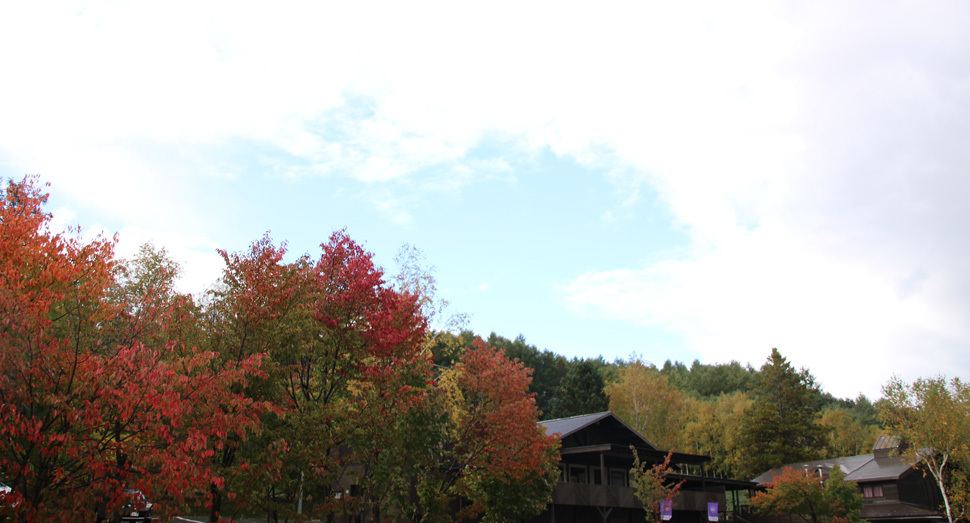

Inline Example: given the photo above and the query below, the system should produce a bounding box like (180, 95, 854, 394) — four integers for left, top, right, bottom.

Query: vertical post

(297, 471, 304, 514)
(600, 452, 607, 486)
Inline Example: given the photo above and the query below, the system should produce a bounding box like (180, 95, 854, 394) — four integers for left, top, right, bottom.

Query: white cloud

(110, 226, 225, 297)
(3, 1, 970, 398)
(558, 2, 970, 398)
(560, 222, 954, 398)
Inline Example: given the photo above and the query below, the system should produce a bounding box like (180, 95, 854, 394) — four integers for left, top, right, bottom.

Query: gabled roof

(539, 411, 713, 465)
(540, 411, 659, 450)
(539, 411, 614, 437)
(540, 412, 644, 441)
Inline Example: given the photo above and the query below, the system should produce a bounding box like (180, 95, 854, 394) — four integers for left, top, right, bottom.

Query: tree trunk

(209, 481, 222, 522)
(927, 454, 954, 523)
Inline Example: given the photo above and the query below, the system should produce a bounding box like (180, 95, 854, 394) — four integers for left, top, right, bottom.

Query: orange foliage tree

(418, 339, 560, 522)
(751, 466, 862, 523)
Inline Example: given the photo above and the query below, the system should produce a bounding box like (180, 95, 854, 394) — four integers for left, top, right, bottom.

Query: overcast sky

(2, 1, 969, 400)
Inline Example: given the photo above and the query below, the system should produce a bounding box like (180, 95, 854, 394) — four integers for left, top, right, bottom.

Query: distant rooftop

(753, 434, 917, 484)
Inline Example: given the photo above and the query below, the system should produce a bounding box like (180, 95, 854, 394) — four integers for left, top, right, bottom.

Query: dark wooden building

(752, 435, 945, 523)
(526, 412, 756, 523)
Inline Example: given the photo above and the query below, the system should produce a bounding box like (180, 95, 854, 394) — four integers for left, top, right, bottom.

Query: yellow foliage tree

(606, 360, 694, 450)
(816, 408, 880, 458)
(683, 392, 752, 478)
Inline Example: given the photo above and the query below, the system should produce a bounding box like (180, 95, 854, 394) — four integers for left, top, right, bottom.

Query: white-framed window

(863, 485, 884, 498)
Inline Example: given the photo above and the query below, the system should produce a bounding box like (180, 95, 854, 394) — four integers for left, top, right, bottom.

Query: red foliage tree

(282, 230, 430, 520)
(0, 177, 266, 522)
(202, 233, 313, 521)
(205, 230, 431, 521)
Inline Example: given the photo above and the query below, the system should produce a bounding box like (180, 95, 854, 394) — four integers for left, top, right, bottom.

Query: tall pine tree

(738, 348, 825, 479)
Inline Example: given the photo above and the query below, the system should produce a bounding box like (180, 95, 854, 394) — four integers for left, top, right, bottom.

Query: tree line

(437, 332, 882, 477)
(441, 334, 968, 522)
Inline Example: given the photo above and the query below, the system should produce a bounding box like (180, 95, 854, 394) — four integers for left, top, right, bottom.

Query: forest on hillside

(432, 331, 882, 480)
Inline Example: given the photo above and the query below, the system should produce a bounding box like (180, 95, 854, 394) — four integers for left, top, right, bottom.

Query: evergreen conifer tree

(739, 348, 825, 478)
(547, 360, 609, 418)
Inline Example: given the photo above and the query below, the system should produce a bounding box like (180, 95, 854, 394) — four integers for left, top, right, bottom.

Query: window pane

(569, 465, 587, 484)
(610, 470, 627, 487)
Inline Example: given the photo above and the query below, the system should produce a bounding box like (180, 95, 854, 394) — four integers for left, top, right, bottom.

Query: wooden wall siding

(896, 472, 942, 508)
(882, 482, 901, 501)
(551, 482, 642, 509)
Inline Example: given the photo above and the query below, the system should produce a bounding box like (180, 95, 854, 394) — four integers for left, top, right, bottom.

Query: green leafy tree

(547, 359, 609, 418)
(751, 465, 862, 523)
(847, 394, 881, 427)
(108, 243, 202, 352)
(881, 376, 970, 523)
(661, 359, 756, 398)
(824, 466, 865, 523)
(738, 348, 825, 479)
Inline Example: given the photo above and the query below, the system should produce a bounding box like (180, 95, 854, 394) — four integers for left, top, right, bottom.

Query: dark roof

(753, 452, 918, 485)
(539, 411, 713, 465)
(753, 433, 926, 484)
(540, 411, 619, 439)
(844, 454, 914, 482)
(540, 411, 665, 451)
(752, 453, 873, 484)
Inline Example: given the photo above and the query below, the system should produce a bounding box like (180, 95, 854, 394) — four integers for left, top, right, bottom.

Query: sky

(2, 1, 969, 400)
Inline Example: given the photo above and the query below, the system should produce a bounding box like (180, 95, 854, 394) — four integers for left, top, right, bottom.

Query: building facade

(752, 435, 945, 523)
(527, 412, 756, 523)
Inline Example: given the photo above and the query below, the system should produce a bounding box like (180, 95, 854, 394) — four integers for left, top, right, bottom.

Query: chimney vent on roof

(873, 434, 908, 458)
